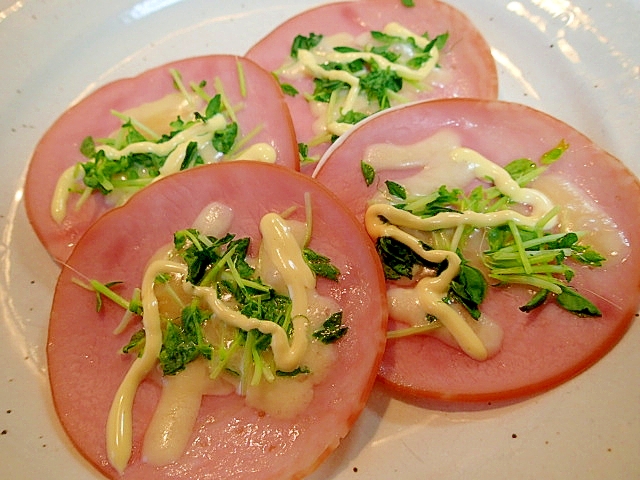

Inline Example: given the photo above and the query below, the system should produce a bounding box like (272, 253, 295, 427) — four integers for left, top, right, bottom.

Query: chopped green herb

(80, 149, 162, 195)
(234, 281, 292, 336)
(504, 158, 538, 180)
(74, 73, 241, 200)
(447, 258, 487, 320)
(361, 161, 376, 186)
(333, 46, 360, 54)
(519, 289, 549, 313)
(312, 77, 351, 103)
(376, 236, 440, 280)
(180, 141, 204, 170)
(321, 58, 366, 73)
(204, 94, 223, 118)
(170, 68, 187, 93)
(484, 224, 604, 316)
(122, 329, 146, 357)
(303, 248, 341, 281)
(173, 229, 253, 285)
(154, 273, 171, 284)
(385, 180, 407, 200)
(212, 122, 238, 154)
(158, 301, 214, 375)
(298, 142, 316, 164)
(88, 279, 142, 315)
(359, 63, 402, 109)
(396, 185, 463, 217)
(80, 136, 96, 158)
(313, 312, 348, 343)
(337, 110, 368, 125)
(112, 222, 346, 384)
(572, 245, 606, 266)
(541, 139, 569, 165)
(556, 286, 601, 316)
(291, 32, 323, 58)
(276, 366, 311, 376)
(285, 25, 449, 151)
(93, 280, 123, 312)
(280, 82, 299, 96)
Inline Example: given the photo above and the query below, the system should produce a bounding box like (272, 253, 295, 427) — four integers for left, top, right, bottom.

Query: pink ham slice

(313, 98, 640, 402)
(47, 161, 388, 479)
(25, 55, 298, 264)
(246, 0, 498, 172)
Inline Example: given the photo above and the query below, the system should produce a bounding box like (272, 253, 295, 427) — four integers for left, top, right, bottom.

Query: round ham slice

(246, 0, 498, 172)
(47, 161, 387, 479)
(313, 98, 640, 402)
(25, 55, 299, 264)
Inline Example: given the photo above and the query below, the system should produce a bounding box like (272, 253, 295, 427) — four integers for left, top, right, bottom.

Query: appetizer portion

(47, 162, 388, 479)
(314, 98, 640, 401)
(25, 55, 298, 263)
(246, 0, 498, 170)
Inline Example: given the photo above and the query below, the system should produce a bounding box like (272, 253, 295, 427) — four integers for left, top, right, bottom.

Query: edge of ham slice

(246, 0, 498, 171)
(25, 54, 299, 264)
(47, 161, 388, 479)
(313, 98, 640, 402)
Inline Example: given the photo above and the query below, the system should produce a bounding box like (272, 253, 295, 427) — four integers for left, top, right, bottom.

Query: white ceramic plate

(1, 1, 638, 478)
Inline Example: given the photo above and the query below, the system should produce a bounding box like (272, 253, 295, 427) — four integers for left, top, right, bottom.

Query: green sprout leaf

(313, 312, 348, 344)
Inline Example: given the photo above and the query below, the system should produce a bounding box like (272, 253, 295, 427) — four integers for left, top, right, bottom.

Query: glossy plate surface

(0, 0, 638, 478)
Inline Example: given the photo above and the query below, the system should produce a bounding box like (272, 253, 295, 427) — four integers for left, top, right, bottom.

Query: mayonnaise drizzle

(289, 22, 442, 137)
(260, 212, 316, 316)
(141, 359, 233, 467)
(106, 260, 187, 474)
(364, 142, 558, 360)
(194, 212, 314, 372)
(97, 116, 225, 162)
(451, 147, 557, 229)
(195, 288, 309, 372)
(50, 164, 76, 224)
(106, 210, 319, 471)
(51, 94, 276, 222)
(366, 210, 487, 360)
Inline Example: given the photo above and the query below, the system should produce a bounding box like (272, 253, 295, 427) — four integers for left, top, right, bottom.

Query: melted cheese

(363, 129, 462, 171)
(234, 141, 277, 163)
(142, 359, 234, 466)
(191, 201, 234, 238)
(119, 91, 200, 138)
(532, 173, 630, 264)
